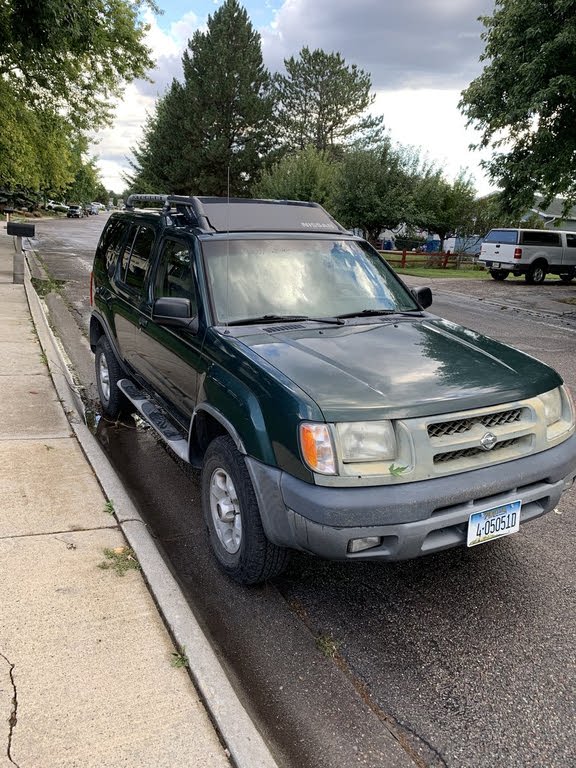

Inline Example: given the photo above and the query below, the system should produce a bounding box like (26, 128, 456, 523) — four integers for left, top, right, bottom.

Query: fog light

(348, 536, 382, 553)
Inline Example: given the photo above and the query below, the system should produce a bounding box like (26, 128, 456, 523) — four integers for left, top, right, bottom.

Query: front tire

(201, 435, 290, 585)
(95, 335, 131, 418)
(559, 271, 574, 284)
(490, 269, 509, 281)
(525, 262, 547, 284)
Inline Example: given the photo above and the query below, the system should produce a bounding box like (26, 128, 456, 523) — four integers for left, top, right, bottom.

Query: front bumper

(246, 433, 576, 561)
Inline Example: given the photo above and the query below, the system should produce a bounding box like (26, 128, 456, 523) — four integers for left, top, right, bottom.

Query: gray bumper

(246, 433, 576, 561)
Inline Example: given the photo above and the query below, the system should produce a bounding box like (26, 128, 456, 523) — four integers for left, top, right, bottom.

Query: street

(28, 215, 576, 768)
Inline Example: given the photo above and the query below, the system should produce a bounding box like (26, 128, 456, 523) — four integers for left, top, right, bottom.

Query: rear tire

(95, 335, 131, 419)
(201, 435, 290, 585)
(525, 262, 547, 284)
(490, 269, 509, 281)
(559, 271, 574, 284)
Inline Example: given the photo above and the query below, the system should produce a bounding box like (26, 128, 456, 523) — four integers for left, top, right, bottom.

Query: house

(528, 197, 576, 230)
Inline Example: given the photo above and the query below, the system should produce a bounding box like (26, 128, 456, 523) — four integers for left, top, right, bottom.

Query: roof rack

(123, 194, 347, 235)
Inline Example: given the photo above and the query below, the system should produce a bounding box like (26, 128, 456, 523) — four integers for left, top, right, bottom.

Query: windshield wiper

(226, 314, 346, 327)
(335, 308, 423, 319)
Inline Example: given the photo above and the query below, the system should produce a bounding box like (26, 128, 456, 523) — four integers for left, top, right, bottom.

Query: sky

(93, 0, 496, 196)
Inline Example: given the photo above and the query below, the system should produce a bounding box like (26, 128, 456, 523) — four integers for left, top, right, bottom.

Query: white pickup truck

(479, 227, 576, 283)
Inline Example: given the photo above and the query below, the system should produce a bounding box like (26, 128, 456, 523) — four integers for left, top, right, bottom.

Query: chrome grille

(433, 438, 521, 464)
(428, 408, 522, 439)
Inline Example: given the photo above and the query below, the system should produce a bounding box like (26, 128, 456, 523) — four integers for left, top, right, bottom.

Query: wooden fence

(377, 250, 477, 269)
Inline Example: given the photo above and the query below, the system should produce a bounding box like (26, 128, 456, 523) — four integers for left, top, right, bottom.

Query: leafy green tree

(412, 172, 477, 250)
(253, 146, 339, 206)
(0, 0, 156, 130)
(460, 0, 576, 215)
(272, 47, 384, 154)
(65, 146, 104, 204)
(330, 142, 415, 243)
(0, 80, 75, 193)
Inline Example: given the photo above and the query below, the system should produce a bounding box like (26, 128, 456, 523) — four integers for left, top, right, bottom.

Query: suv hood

(239, 318, 560, 421)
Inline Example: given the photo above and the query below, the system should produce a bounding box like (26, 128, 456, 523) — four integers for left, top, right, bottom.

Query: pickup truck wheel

(202, 435, 290, 585)
(559, 271, 574, 283)
(95, 336, 131, 418)
(490, 269, 509, 281)
(525, 262, 546, 284)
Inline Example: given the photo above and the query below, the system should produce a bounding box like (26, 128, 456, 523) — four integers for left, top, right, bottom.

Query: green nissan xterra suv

(90, 194, 576, 584)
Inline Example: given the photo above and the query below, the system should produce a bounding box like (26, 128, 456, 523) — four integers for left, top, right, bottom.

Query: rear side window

(566, 234, 576, 248)
(120, 225, 156, 293)
(520, 230, 561, 247)
(98, 219, 131, 276)
(484, 230, 518, 245)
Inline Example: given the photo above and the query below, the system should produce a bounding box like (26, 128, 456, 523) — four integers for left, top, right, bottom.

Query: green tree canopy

(412, 172, 477, 249)
(460, 0, 576, 215)
(330, 143, 420, 242)
(253, 146, 339, 207)
(272, 47, 384, 155)
(0, 0, 156, 129)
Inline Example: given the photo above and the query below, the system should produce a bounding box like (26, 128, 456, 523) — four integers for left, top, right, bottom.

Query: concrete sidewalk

(0, 233, 266, 767)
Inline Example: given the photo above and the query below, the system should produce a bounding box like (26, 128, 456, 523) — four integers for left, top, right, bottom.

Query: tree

(272, 47, 384, 155)
(125, 80, 192, 194)
(412, 172, 477, 250)
(459, 0, 576, 215)
(253, 146, 339, 207)
(0, 0, 156, 130)
(128, 0, 274, 196)
(329, 143, 418, 243)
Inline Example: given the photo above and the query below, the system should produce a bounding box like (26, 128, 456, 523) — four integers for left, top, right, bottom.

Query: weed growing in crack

(171, 647, 189, 669)
(316, 634, 339, 658)
(98, 546, 140, 576)
(103, 500, 115, 515)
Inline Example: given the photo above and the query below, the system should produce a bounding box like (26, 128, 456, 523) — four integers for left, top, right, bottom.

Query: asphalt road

(28, 216, 576, 768)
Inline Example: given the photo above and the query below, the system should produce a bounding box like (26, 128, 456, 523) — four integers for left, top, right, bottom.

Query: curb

(22, 249, 280, 768)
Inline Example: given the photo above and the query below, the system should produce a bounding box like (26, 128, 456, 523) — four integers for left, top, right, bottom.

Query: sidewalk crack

(0, 653, 20, 767)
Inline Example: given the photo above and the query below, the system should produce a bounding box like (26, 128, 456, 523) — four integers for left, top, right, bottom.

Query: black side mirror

(153, 297, 199, 334)
(411, 286, 432, 309)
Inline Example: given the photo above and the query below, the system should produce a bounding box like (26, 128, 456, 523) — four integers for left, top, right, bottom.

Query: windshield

(203, 238, 418, 324)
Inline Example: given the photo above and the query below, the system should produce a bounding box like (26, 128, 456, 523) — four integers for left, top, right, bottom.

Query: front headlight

(540, 387, 562, 426)
(336, 420, 397, 462)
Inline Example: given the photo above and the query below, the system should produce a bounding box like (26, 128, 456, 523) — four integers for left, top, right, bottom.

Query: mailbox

(7, 221, 35, 237)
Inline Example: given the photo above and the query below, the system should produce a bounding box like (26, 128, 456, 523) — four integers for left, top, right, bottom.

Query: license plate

(467, 500, 521, 547)
(491, 262, 501, 268)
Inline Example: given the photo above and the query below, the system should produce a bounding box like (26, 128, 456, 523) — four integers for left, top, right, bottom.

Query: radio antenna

(225, 165, 231, 325)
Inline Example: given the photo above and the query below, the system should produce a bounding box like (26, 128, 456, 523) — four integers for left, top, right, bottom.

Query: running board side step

(118, 379, 189, 462)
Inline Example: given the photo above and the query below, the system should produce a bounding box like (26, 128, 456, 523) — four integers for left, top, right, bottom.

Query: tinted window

(484, 229, 518, 244)
(566, 234, 576, 248)
(154, 240, 197, 314)
(520, 230, 561, 247)
(121, 225, 155, 292)
(98, 219, 130, 275)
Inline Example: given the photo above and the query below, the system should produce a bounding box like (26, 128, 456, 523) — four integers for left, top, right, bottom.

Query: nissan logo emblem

(480, 432, 498, 451)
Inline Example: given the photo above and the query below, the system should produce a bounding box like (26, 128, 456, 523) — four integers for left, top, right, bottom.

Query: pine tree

(129, 0, 274, 196)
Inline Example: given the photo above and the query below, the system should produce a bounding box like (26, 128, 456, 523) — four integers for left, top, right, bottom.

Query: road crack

(0, 653, 20, 767)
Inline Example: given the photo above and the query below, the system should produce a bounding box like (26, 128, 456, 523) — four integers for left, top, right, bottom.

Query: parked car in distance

(480, 227, 576, 283)
(67, 204, 84, 219)
(46, 200, 69, 212)
(90, 194, 576, 585)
